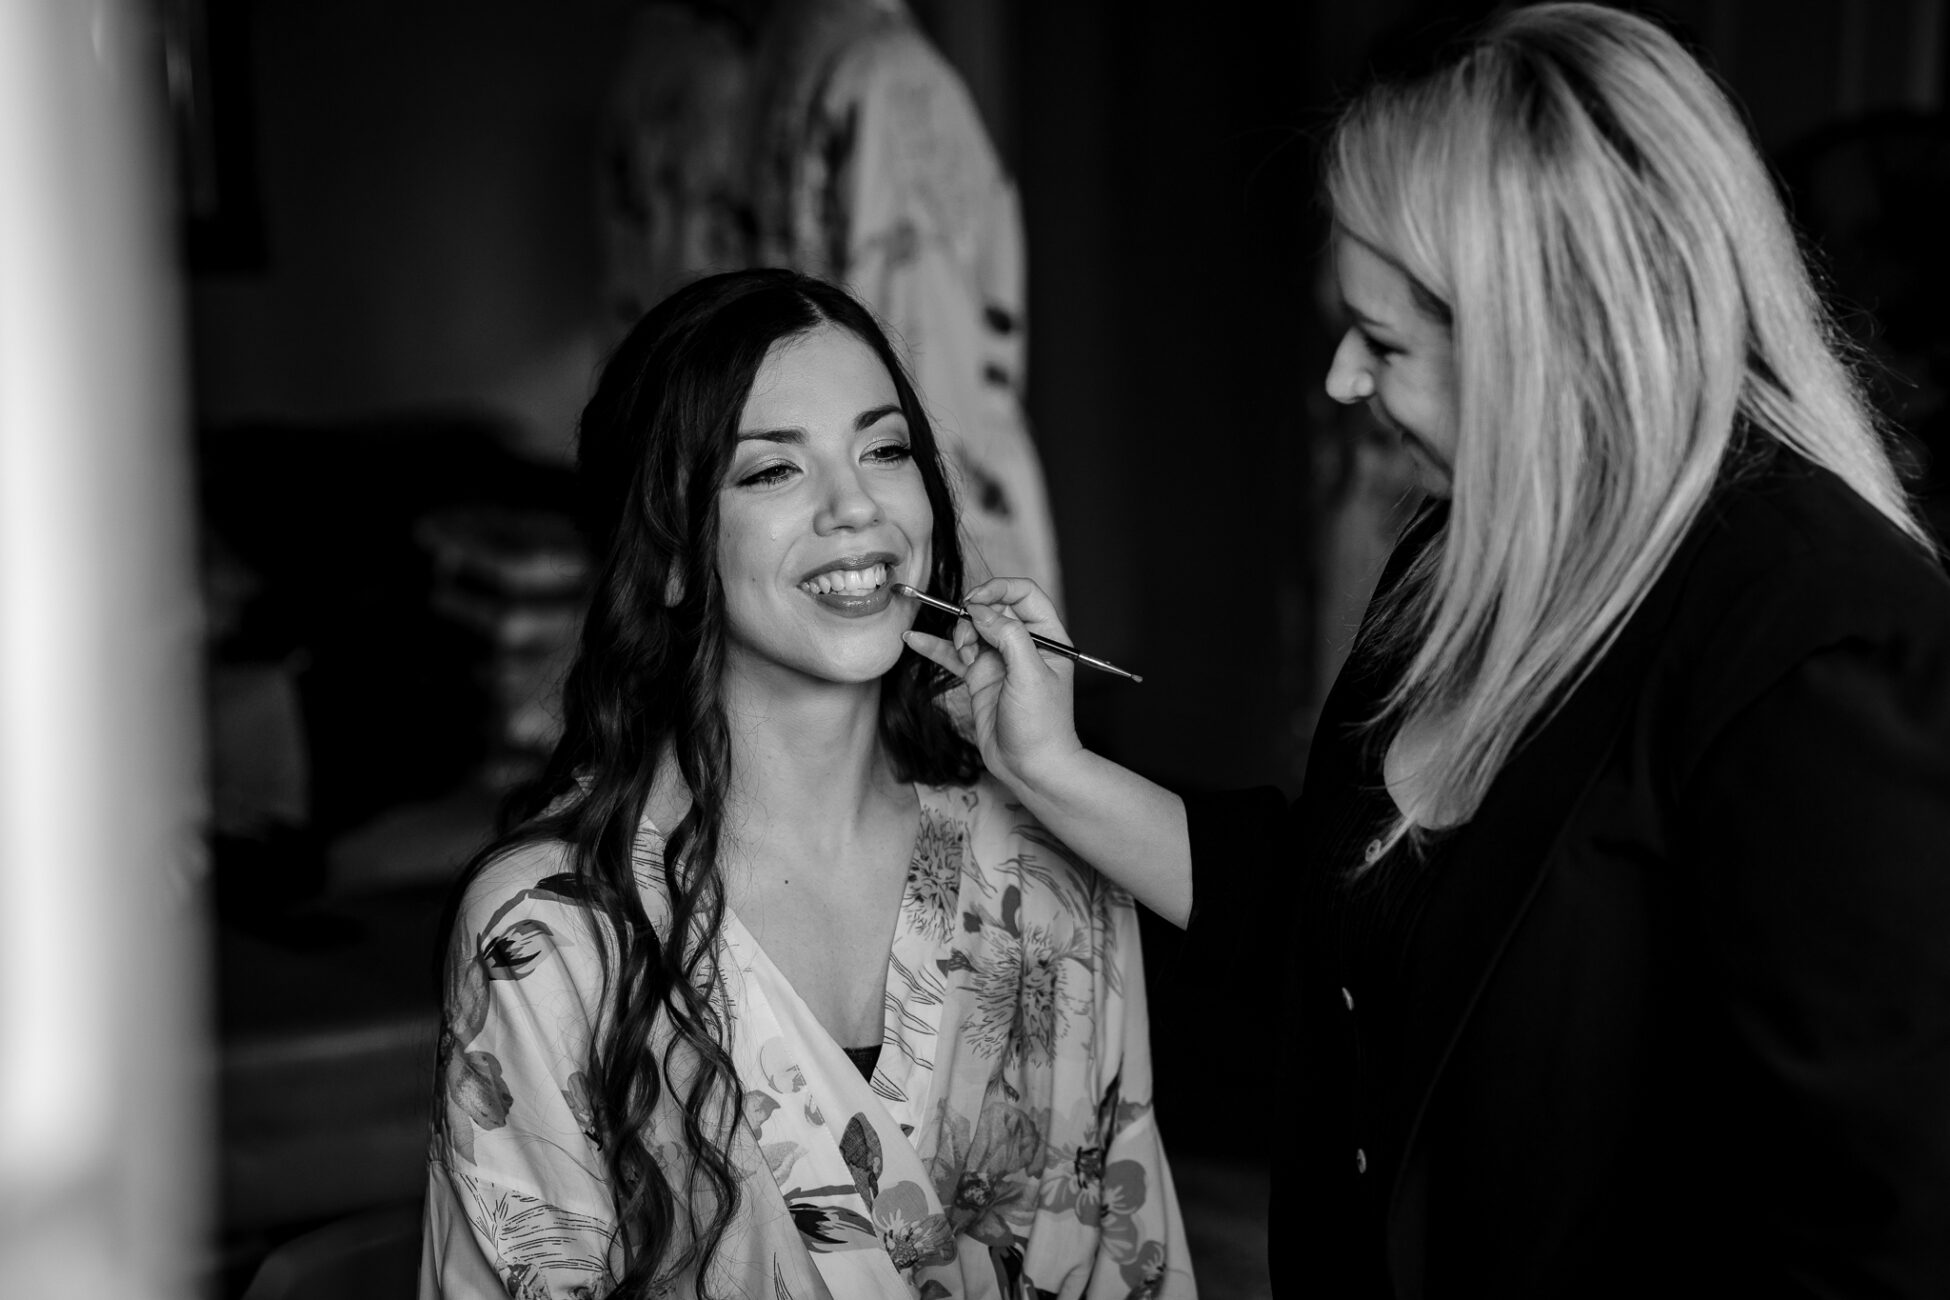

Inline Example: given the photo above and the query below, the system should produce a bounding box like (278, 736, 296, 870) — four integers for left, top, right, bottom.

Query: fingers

(917, 590, 1073, 691)
(901, 629, 968, 679)
(961, 577, 1070, 643)
(964, 600, 1069, 682)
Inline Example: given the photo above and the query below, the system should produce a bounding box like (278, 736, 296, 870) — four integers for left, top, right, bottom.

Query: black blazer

(1185, 453, 1950, 1298)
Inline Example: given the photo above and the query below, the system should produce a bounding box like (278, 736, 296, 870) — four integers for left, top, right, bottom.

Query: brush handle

(895, 584, 1143, 683)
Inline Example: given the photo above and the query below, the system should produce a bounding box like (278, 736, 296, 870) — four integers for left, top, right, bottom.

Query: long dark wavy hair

(441, 268, 977, 1296)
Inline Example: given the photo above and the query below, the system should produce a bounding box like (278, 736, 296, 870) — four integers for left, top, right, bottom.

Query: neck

(719, 669, 900, 852)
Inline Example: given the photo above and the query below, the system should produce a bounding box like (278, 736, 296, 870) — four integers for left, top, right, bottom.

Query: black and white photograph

(2, 2, 1947, 1297)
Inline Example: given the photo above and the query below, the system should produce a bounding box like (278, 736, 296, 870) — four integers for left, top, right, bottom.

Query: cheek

(907, 474, 936, 536)
(1430, 372, 1461, 439)
(1391, 369, 1445, 423)
(889, 475, 935, 560)
(716, 500, 792, 577)
(713, 516, 768, 596)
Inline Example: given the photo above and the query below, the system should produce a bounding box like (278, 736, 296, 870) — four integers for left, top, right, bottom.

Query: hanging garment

(601, 0, 1062, 603)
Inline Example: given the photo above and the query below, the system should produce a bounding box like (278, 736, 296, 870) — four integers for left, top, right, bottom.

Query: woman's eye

(737, 463, 796, 488)
(1360, 331, 1401, 361)
(866, 441, 914, 465)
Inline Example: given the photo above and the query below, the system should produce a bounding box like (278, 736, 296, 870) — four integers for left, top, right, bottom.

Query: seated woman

(419, 268, 1190, 1299)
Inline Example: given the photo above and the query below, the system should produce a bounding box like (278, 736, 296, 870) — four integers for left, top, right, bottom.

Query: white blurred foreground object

(0, 1, 206, 1298)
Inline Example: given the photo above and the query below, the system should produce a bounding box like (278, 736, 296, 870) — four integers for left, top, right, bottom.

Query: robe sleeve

(1683, 638, 1950, 1297)
(420, 851, 625, 1298)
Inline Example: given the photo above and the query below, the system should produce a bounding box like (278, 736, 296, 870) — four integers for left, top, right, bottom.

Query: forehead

(1334, 234, 1445, 330)
(740, 325, 899, 428)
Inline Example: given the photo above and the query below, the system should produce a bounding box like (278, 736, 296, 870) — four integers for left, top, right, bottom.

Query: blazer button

(1341, 986, 1355, 1011)
(1363, 837, 1384, 864)
(1355, 1148, 1368, 1175)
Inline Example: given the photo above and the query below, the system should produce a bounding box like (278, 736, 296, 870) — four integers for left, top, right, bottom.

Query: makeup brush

(892, 583, 1143, 683)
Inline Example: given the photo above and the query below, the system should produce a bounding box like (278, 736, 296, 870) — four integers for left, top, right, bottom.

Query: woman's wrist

(1008, 732, 1088, 800)
(1003, 743, 1193, 927)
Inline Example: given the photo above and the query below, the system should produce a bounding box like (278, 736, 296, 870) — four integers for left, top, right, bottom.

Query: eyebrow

(1340, 301, 1397, 338)
(1346, 305, 1389, 331)
(736, 403, 906, 444)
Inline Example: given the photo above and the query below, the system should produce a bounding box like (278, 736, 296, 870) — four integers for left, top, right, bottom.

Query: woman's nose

(814, 464, 882, 532)
(1325, 329, 1374, 405)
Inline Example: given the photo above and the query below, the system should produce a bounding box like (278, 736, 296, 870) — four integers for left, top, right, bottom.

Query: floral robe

(421, 776, 1192, 1298)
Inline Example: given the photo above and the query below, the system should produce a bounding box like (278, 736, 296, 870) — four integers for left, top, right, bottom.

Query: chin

(1404, 441, 1454, 498)
(829, 643, 908, 684)
(772, 639, 909, 689)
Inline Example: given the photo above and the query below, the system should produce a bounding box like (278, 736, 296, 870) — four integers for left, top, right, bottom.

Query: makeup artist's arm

(903, 578, 1194, 926)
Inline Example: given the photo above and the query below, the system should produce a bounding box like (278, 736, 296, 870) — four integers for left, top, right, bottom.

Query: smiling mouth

(798, 561, 891, 596)
(1369, 404, 1444, 470)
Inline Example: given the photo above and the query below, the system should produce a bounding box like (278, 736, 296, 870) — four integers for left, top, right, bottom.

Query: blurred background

(3, 1, 1946, 1297)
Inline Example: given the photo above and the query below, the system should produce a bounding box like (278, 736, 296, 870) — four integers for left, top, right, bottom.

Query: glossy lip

(795, 551, 900, 587)
(797, 550, 903, 618)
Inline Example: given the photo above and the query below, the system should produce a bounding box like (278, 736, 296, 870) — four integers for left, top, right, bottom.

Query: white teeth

(801, 562, 888, 596)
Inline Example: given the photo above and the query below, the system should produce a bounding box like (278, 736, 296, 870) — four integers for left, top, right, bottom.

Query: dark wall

(189, 0, 629, 455)
(1016, 0, 1325, 795)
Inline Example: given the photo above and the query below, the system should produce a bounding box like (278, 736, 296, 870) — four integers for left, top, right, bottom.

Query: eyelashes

(1358, 329, 1402, 361)
(733, 441, 914, 489)
(737, 464, 793, 488)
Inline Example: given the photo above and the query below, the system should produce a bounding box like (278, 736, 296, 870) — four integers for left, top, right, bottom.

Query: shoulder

(1694, 457, 1944, 601)
(819, 15, 995, 164)
(449, 838, 616, 994)
(1679, 458, 1949, 657)
(1655, 456, 1950, 769)
(825, 13, 961, 96)
(920, 774, 1134, 916)
(457, 838, 582, 932)
(917, 771, 1044, 852)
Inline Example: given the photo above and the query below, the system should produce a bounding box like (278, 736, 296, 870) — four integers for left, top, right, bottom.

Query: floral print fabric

(420, 776, 1192, 1298)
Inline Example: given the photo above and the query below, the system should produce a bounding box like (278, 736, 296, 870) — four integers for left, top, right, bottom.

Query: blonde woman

(908, 5, 1950, 1296)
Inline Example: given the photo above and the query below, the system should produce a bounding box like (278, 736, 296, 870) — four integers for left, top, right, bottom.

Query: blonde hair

(1326, 2, 1929, 850)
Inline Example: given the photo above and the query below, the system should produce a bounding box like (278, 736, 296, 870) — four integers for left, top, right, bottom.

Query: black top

(1184, 453, 1950, 1298)
(1330, 799, 1447, 1298)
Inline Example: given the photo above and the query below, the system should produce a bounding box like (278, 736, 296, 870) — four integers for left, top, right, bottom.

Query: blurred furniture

(197, 416, 576, 838)
(217, 883, 448, 1238)
(418, 503, 590, 792)
(201, 416, 564, 1293)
